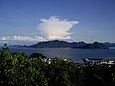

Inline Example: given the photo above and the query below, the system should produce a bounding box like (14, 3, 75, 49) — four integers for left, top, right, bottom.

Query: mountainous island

(24, 40, 110, 49)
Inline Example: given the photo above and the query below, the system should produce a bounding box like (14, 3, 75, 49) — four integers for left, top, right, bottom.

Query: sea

(1, 47, 115, 63)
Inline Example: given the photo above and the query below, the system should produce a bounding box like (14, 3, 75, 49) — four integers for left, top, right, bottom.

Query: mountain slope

(28, 40, 109, 49)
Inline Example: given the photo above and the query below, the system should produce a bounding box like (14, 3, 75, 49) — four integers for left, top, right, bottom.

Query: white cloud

(0, 16, 79, 43)
(0, 36, 45, 42)
(38, 16, 79, 40)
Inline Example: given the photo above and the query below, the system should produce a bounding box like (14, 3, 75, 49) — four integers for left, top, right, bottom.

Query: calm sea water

(1, 47, 115, 63)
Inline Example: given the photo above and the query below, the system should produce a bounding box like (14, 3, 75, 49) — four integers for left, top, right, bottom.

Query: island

(26, 40, 109, 49)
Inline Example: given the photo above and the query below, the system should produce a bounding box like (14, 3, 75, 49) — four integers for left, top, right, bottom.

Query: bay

(1, 47, 115, 63)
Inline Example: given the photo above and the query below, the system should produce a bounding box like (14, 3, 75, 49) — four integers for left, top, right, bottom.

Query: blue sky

(0, 0, 115, 45)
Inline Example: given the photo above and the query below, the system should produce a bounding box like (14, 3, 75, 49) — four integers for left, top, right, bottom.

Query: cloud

(0, 16, 79, 43)
(38, 16, 79, 40)
(0, 36, 45, 42)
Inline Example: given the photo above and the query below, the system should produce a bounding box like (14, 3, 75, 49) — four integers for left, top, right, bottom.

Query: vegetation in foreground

(0, 44, 115, 86)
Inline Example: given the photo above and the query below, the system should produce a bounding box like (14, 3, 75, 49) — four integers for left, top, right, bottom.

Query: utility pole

(92, 35, 94, 43)
(92, 36, 94, 49)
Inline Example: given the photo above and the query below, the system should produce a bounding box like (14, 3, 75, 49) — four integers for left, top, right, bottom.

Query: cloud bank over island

(0, 36, 45, 42)
(0, 16, 78, 42)
(38, 16, 79, 40)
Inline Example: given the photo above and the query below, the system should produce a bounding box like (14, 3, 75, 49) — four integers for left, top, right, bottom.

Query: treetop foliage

(0, 44, 115, 86)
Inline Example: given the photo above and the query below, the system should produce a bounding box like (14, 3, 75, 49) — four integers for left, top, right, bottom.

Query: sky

(0, 0, 115, 45)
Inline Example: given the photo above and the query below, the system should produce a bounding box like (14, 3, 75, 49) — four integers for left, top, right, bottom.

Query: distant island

(22, 40, 110, 49)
